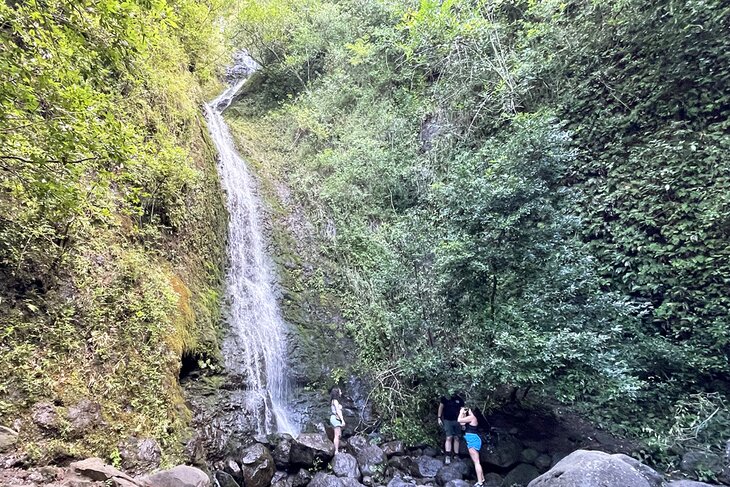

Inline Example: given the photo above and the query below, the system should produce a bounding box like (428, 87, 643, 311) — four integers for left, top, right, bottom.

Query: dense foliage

(230, 0, 730, 464)
(0, 0, 228, 463)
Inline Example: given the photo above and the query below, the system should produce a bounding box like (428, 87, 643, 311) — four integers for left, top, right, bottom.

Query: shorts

(330, 414, 344, 428)
(442, 419, 461, 437)
(464, 433, 481, 451)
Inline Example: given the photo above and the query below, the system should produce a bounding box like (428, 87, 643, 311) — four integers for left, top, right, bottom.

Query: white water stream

(204, 77, 299, 436)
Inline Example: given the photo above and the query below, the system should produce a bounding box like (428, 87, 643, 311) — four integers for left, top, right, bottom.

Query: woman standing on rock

(330, 387, 346, 454)
(458, 406, 485, 487)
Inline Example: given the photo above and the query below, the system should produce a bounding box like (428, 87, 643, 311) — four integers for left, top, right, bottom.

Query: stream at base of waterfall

(203, 58, 300, 439)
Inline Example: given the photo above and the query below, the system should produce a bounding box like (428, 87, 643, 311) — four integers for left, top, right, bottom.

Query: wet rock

(527, 450, 652, 487)
(484, 472, 504, 486)
(240, 443, 275, 487)
(139, 465, 210, 487)
(481, 435, 522, 469)
(332, 452, 361, 478)
(272, 471, 288, 484)
(348, 436, 369, 455)
(410, 456, 443, 478)
(0, 431, 18, 453)
(310, 472, 345, 487)
(503, 463, 540, 486)
(681, 451, 724, 479)
(69, 458, 136, 484)
(273, 434, 294, 469)
(291, 433, 335, 467)
(291, 468, 313, 487)
(118, 438, 161, 476)
(382, 441, 405, 457)
(67, 400, 102, 437)
(435, 463, 463, 485)
(520, 448, 539, 464)
(388, 475, 418, 487)
(31, 402, 59, 430)
(220, 458, 242, 483)
(356, 444, 387, 476)
(534, 454, 552, 472)
(214, 470, 240, 487)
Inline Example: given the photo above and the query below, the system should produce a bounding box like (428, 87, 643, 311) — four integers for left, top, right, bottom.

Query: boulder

(444, 481, 471, 487)
(484, 472, 504, 486)
(69, 458, 136, 484)
(520, 449, 539, 465)
(291, 468, 313, 487)
(667, 481, 722, 487)
(388, 455, 415, 473)
(291, 433, 335, 467)
(388, 476, 418, 487)
(357, 444, 387, 476)
(273, 434, 294, 469)
(118, 438, 162, 476)
(220, 459, 242, 483)
(348, 436, 370, 455)
(0, 431, 18, 453)
(382, 441, 405, 457)
(332, 452, 361, 478)
(31, 402, 59, 430)
(240, 443, 275, 487)
(481, 435, 522, 469)
(341, 479, 366, 487)
(214, 470, 240, 487)
(67, 400, 103, 437)
(527, 450, 652, 487)
(423, 447, 440, 457)
(611, 453, 664, 487)
(410, 456, 443, 478)
(309, 472, 345, 487)
(534, 454, 552, 472)
(435, 463, 463, 485)
(681, 451, 724, 479)
(503, 463, 540, 487)
(139, 465, 210, 487)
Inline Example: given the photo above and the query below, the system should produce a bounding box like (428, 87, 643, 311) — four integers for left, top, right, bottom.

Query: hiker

(437, 391, 464, 464)
(458, 406, 485, 487)
(330, 387, 346, 454)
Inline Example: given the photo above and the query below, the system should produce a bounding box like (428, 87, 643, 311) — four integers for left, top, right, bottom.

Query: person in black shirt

(437, 391, 464, 464)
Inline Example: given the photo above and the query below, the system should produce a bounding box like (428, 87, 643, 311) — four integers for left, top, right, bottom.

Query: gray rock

(534, 454, 552, 472)
(503, 463, 540, 486)
(681, 451, 724, 478)
(140, 465, 210, 487)
(240, 443, 275, 487)
(333, 452, 361, 478)
(382, 441, 405, 457)
(389, 455, 415, 473)
(31, 402, 59, 430)
(521, 449, 539, 465)
(341, 479, 366, 487)
(273, 434, 294, 469)
(444, 481, 470, 487)
(67, 400, 102, 437)
(357, 445, 387, 476)
(310, 472, 345, 487)
(388, 476, 417, 487)
(119, 437, 161, 476)
(0, 431, 18, 453)
(291, 469, 313, 487)
(484, 472, 503, 486)
(70, 458, 136, 484)
(550, 452, 568, 468)
(423, 447, 440, 457)
(411, 456, 443, 478)
(221, 459, 242, 483)
(612, 453, 664, 487)
(291, 433, 335, 467)
(527, 450, 652, 487)
(348, 436, 370, 455)
(214, 470, 240, 487)
(481, 435, 522, 469)
(435, 464, 463, 485)
(667, 481, 721, 487)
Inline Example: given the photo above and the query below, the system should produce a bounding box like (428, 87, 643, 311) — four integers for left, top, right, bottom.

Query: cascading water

(204, 68, 299, 437)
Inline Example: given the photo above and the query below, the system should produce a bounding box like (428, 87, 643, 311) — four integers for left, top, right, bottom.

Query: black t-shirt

(440, 395, 464, 421)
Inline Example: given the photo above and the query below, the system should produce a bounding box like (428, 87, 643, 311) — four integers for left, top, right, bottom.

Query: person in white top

(330, 387, 346, 453)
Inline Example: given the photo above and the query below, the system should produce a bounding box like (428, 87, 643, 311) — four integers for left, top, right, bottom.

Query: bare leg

(334, 426, 341, 454)
(454, 436, 460, 456)
(444, 436, 453, 456)
(469, 448, 484, 483)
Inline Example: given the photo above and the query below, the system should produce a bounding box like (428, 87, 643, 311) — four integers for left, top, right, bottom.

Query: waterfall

(204, 73, 299, 437)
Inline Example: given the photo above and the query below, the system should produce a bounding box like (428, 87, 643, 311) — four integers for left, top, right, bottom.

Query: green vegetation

(229, 0, 730, 466)
(0, 0, 228, 463)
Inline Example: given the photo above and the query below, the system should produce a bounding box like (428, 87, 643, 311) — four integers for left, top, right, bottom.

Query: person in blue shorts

(458, 406, 485, 487)
(438, 391, 464, 464)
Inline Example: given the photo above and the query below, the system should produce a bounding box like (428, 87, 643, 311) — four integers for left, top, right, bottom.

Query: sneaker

(444, 456, 451, 465)
(474, 483, 484, 487)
